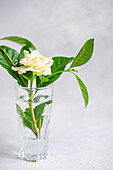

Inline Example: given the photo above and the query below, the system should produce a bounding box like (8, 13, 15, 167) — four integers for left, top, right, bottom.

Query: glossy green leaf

(16, 104, 24, 115)
(0, 36, 36, 50)
(22, 71, 34, 80)
(16, 104, 34, 132)
(18, 100, 52, 133)
(36, 76, 49, 88)
(34, 100, 52, 120)
(70, 39, 94, 68)
(17, 105, 34, 132)
(0, 46, 18, 68)
(7, 69, 28, 87)
(0, 46, 28, 87)
(36, 57, 74, 87)
(73, 73, 89, 107)
(33, 95, 48, 103)
(51, 57, 74, 73)
(23, 118, 34, 132)
(23, 107, 41, 130)
(16, 104, 32, 123)
(19, 95, 49, 103)
(39, 76, 49, 83)
(36, 115, 43, 128)
(24, 108, 32, 121)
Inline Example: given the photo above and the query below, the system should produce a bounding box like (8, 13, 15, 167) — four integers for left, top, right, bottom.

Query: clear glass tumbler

(15, 84, 53, 162)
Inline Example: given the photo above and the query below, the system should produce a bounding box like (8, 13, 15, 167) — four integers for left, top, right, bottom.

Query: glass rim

(15, 82, 53, 90)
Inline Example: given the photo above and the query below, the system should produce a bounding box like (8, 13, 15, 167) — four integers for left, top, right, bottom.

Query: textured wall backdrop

(0, 0, 113, 169)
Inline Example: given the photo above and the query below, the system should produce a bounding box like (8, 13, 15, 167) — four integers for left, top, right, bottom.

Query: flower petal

(12, 66, 28, 74)
(43, 66, 51, 76)
(24, 50, 29, 60)
(13, 49, 54, 76)
(20, 58, 28, 66)
(31, 50, 42, 57)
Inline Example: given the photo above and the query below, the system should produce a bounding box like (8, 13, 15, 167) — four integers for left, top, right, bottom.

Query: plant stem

(29, 79, 38, 138)
(39, 119, 41, 138)
(29, 102, 38, 138)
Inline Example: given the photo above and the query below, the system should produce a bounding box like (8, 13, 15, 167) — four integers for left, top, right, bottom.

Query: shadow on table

(0, 139, 20, 160)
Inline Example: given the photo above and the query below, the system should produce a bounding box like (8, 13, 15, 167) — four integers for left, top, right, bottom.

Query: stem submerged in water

(39, 119, 41, 138)
(29, 79, 38, 138)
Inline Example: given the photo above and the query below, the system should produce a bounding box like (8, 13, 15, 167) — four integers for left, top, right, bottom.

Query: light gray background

(0, 0, 113, 169)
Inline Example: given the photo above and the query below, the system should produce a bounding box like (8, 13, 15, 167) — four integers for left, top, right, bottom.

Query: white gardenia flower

(12, 50, 54, 76)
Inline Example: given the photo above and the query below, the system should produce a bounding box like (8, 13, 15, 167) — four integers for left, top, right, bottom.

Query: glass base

(19, 136, 48, 162)
(19, 152, 48, 162)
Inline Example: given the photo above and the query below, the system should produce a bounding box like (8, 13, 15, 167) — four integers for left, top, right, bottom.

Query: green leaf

(0, 46, 18, 68)
(36, 76, 49, 88)
(0, 46, 28, 87)
(22, 71, 34, 80)
(73, 73, 89, 107)
(39, 76, 49, 83)
(19, 95, 49, 103)
(36, 115, 43, 128)
(24, 108, 33, 122)
(16, 104, 32, 122)
(51, 56, 74, 73)
(33, 95, 48, 103)
(16, 105, 34, 132)
(16, 104, 33, 133)
(39, 73, 61, 87)
(16, 104, 24, 115)
(36, 57, 74, 87)
(70, 38, 94, 68)
(69, 69, 78, 73)
(0, 36, 36, 50)
(7, 69, 28, 87)
(18, 46, 31, 66)
(19, 95, 24, 100)
(16, 99, 52, 134)
(23, 118, 34, 132)
(34, 100, 52, 120)
(21, 100, 52, 131)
